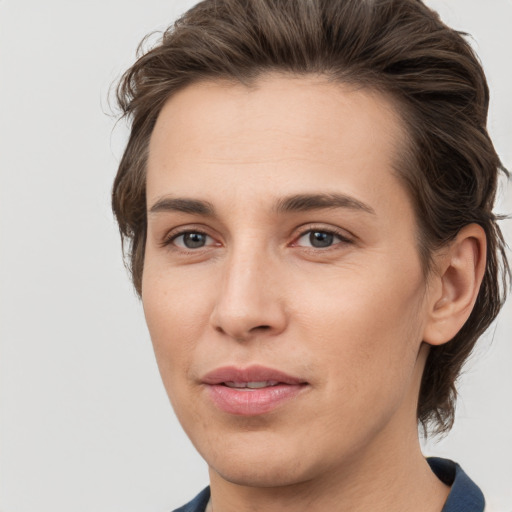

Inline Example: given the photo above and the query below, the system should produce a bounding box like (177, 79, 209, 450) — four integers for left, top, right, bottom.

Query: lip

(202, 365, 306, 385)
(201, 365, 308, 416)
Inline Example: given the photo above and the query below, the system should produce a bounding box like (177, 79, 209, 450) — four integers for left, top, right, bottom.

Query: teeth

(224, 381, 279, 389)
(225, 381, 246, 388)
(247, 381, 277, 389)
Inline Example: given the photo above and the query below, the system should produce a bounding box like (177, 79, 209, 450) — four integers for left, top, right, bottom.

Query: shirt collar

(427, 457, 486, 512)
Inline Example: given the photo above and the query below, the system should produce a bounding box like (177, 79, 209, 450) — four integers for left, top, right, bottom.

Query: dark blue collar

(173, 458, 485, 512)
(427, 457, 485, 512)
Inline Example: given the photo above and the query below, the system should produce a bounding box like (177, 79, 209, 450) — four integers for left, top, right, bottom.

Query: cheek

(291, 261, 427, 393)
(141, 264, 214, 386)
(286, 279, 426, 453)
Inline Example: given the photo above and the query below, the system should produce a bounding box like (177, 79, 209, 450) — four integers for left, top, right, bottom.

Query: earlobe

(423, 224, 487, 346)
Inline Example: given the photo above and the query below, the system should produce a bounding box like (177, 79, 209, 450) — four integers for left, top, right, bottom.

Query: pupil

(184, 233, 206, 248)
(310, 231, 333, 248)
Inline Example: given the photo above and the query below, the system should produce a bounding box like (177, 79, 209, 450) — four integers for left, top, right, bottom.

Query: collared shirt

(172, 457, 486, 512)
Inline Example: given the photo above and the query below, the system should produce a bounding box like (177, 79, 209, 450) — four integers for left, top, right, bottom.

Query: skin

(142, 75, 486, 512)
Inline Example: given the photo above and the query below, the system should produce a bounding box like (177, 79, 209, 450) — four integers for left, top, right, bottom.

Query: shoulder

(172, 487, 210, 512)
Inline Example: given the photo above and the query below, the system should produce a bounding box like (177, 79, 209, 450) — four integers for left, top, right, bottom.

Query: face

(143, 75, 432, 488)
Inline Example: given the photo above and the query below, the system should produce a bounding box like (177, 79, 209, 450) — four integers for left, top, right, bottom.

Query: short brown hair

(112, 0, 509, 434)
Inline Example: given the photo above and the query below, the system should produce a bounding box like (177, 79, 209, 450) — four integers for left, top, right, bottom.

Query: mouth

(201, 365, 309, 416)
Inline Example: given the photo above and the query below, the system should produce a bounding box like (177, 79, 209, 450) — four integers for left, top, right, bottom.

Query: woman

(112, 0, 510, 510)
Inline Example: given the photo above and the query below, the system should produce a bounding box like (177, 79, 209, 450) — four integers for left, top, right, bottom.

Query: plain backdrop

(0, 1, 510, 511)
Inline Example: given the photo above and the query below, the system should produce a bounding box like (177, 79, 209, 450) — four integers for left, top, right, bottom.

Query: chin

(197, 429, 328, 489)
(210, 456, 311, 488)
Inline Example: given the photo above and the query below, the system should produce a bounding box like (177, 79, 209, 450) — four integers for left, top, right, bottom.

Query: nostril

(251, 325, 272, 332)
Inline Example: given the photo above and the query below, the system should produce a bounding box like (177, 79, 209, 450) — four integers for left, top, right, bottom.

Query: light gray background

(0, 1, 510, 511)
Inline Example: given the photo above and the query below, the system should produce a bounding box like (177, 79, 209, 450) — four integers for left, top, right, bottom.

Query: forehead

(146, 75, 409, 212)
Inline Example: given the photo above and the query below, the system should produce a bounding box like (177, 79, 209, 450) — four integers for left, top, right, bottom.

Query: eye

(171, 231, 214, 249)
(295, 229, 350, 249)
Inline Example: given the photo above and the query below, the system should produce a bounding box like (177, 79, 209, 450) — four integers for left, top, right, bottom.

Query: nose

(209, 246, 288, 342)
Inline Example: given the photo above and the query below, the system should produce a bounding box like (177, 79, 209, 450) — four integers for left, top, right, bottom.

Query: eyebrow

(148, 193, 375, 217)
(274, 193, 375, 215)
(149, 197, 215, 216)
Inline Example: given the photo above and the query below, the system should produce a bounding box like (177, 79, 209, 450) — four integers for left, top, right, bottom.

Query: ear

(423, 224, 487, 346)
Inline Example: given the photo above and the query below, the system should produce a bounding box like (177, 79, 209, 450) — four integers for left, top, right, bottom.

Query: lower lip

(205, 383, 306, 415)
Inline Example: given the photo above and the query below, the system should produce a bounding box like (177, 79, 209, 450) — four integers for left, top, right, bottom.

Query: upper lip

(201, 365, 307, 385)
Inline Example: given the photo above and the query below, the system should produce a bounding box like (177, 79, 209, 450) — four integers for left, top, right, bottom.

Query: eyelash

(161, 225, 353, 252)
